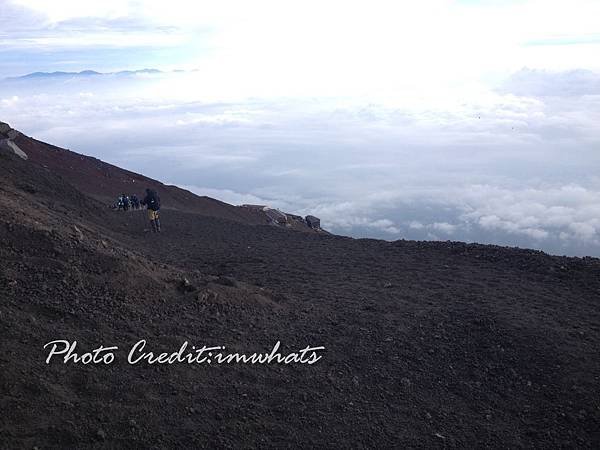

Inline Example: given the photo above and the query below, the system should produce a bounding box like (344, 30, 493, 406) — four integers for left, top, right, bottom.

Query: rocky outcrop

(240, 204, 326, 232)
(0, 121, 27, 160)
(305, 215, 321, 229)
(1, 140, 28, 160)
(0, 121, 11, 135)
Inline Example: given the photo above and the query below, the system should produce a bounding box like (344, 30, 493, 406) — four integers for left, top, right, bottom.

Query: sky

(1, 0, 600, 256)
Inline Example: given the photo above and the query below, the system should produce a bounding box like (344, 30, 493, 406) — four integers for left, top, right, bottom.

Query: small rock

(96, 429, 106, 440)
(383, 282, 393, 288)
(400, 377, 412, 388)
(178, 277, 196, 292)
(197, 290, 218, 302)
(73, 225, 84, 242)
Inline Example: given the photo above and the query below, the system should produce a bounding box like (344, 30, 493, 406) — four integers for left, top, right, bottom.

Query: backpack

(147, 191, 160, 210)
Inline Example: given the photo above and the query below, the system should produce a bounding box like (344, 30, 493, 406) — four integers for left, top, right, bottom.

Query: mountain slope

(4, 121, 316, 229)
(1, 126, 599, 448)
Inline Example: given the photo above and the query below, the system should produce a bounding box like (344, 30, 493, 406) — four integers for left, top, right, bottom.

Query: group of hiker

(117, 194, 140, 211)
(115, 188, 161, 233)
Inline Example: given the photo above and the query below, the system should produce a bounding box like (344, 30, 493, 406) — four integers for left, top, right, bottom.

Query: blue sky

(1, 0, 600, 256)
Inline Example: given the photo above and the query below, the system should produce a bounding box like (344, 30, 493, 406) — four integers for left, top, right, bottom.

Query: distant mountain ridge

(5, 68, 164, 81)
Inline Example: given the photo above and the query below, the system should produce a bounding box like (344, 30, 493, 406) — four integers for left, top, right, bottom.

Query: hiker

(130, 194, 139, 210)
(121, 194, 130, 211)
(141, 188, 161, 232)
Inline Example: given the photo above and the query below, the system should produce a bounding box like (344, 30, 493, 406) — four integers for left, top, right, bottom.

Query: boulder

(264, 208, 287, 224)
(0, 121, 11, 135)
(0, 139, 28, 160)
(305, 215, 321, 229)
(7, 129, 20, 139)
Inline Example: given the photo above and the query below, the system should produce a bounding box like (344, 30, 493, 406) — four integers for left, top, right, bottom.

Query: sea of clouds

(1, 69, 599, 256)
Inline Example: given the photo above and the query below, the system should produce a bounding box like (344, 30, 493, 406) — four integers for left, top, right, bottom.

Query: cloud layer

(1, 68, 599, 256)
(2, 1, 600, 256)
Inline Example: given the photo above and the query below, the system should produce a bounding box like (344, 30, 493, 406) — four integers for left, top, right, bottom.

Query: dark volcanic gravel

(1, 143, 599, 448)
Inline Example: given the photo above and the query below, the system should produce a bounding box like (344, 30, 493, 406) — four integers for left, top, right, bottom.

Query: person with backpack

(141, 188, 161, 232)
(130, 194, 140, 210)
(122, 194, 130, 212)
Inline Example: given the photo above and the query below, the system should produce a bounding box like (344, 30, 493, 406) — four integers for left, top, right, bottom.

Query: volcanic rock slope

(1, 126, 599, 448)
(9, 126, 267, 224)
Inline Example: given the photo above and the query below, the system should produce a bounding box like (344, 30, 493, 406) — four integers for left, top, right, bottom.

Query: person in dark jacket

(141, 188, 161, 232)
(130, 194, 140, 210)
(121, 194, 130, 211)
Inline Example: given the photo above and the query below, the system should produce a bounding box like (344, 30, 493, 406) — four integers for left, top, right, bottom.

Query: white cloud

(499, 68, 600, 97)
(3, 0, 600, 259)
(458, 184, 599, 244)
(369, 219, 400, 235)
(1, 62, 599, 255)
(322, 215, 401, 235)
(11, 0, 131, 22)
(408, 221, 424, 230)
(432, 222, 458, 235)
(568, 221, 598, 241)
(1, 96, 19, 106)
(174, 185, 270, 207)
(5, 0, 600, 93)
